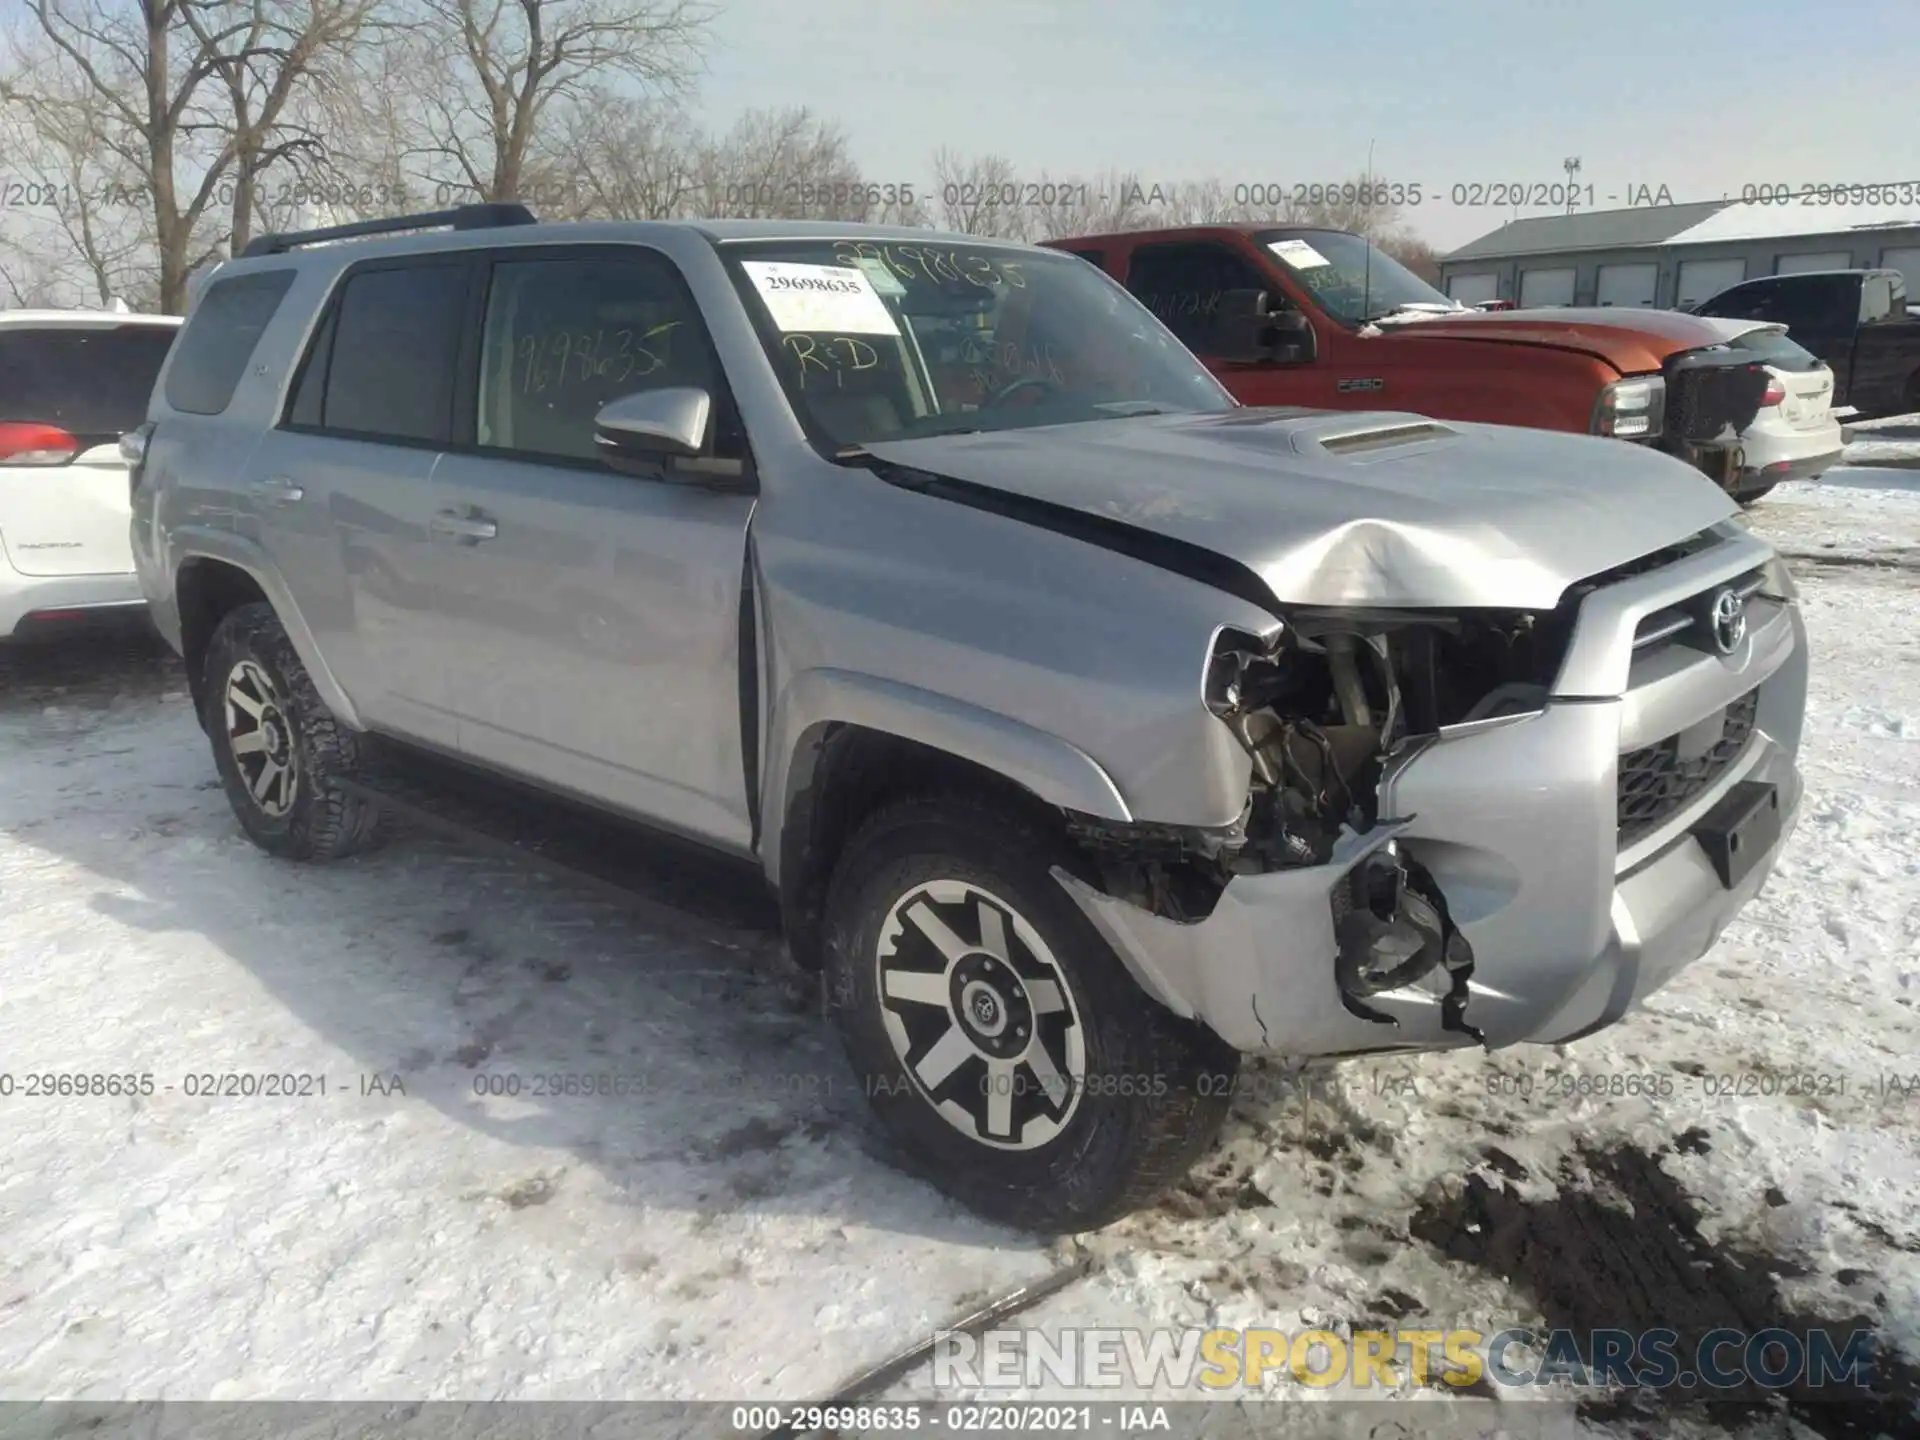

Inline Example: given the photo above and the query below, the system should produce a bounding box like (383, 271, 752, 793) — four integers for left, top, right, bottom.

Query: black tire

(201, 601, 393, 861)
(822, 794, 1237, 1232)
(1736, 483, 1776, 507)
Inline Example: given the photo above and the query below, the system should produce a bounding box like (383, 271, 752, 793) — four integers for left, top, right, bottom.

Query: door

(427, 247, 758, 851)
(1774, 251, 1852, 275)
(1676, 258, 1746, 310)
(0, 320, 176, 577)
(1595, 263, 1658, 308)
(1445, 272, 1498, 305)
(255, 255, 473, 745)
(1121, 240, 1328, 406)
(1518, 267, 1576, 308)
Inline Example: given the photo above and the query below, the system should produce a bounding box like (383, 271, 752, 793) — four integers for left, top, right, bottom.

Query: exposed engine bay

(1068, 608, 1573, 1041)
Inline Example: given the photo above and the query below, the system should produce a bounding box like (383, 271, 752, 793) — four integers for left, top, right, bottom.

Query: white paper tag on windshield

(742, 261, 900, 334)
(1268, 239, 1331, 269)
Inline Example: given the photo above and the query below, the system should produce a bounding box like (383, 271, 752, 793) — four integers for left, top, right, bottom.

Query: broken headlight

(1592, 374, 1666, 440)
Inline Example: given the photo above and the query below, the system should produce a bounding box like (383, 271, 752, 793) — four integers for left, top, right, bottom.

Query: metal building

(1439, 200, 1920, 311)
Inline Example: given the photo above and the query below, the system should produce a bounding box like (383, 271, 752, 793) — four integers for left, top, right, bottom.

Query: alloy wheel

(875, 878, 1086, 1151)
(223, 658, 300, 819)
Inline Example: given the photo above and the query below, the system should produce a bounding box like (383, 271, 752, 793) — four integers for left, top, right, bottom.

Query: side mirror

(1207, 290, 1316, 365)
(595, 387, 710, 462)
(593, 387, 750, 490)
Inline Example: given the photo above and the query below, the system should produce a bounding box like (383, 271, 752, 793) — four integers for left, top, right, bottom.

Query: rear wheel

(822, 794, 1235, 1232)
(202, 602, 393, 861)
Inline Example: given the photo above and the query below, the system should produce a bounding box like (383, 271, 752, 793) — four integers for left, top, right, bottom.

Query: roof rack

(239, 202, 539, 259)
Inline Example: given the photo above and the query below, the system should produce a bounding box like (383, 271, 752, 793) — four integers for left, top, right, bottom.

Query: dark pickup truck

(1692, 268, 1920, 418)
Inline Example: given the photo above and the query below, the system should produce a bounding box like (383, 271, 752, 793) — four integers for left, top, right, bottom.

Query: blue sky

(696, 0, 1920, 250)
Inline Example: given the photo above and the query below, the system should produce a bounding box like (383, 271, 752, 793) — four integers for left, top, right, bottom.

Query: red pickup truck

(1044, 225, 1774, 496)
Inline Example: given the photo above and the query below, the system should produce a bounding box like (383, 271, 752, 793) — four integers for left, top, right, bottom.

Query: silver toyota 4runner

(130, 205, 1808, 1232)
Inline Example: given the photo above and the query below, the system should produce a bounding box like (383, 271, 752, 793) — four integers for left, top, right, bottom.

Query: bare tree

(3, 0, 381, 310)
(931, 149, 1033, 239)
(1377, 231, 1441, 282)
(403, 0, 713, 206)
(183, 0, 387, 254)
(537, 90, 699, 218)
(695, 106, 873, 220)
(0, 63, 154, 306)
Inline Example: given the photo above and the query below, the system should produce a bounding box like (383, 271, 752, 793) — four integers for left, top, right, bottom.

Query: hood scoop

(1312, 421, 1459, 457)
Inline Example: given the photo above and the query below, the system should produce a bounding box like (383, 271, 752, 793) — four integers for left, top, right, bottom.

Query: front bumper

(1058, 529, 1808, 1057)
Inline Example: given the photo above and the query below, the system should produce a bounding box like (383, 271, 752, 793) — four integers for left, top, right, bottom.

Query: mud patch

(1409, 1141, 1919, 1435)
(1780, 547, 1920, 578)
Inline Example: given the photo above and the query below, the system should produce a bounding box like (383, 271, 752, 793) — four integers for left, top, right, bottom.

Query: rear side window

(165, 270, 295, 415)
(1860, 273, 1897, 324)
(1729, 328, 1823, 372)
(309, 262, 469, 443)
(0, 324, 178, 439)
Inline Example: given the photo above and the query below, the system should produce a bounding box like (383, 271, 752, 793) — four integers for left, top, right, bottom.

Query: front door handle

(250, 475, 305, 505)
(430, 509, 498, 541)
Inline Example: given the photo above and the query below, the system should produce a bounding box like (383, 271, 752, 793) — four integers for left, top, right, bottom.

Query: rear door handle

(250, 475, 304, 505)
(430, 509, 498, 541)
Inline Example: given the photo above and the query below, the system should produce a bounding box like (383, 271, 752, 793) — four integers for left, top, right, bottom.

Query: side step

(336, 741, 782, 948)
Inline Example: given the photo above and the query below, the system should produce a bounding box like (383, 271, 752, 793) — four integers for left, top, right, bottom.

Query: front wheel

(822, 795, 1236, 1232)
(202, 602, 393, 861)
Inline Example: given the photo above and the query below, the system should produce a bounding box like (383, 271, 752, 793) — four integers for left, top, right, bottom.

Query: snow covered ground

(2, 470, 1918, 1433)
(1842, 410, 1920, 469)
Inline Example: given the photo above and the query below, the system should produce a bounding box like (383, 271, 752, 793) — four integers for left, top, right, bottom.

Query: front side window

(476, 253, 724, 462)
(723, 238, 1233, 449)
(1698, 283, 1769, 320)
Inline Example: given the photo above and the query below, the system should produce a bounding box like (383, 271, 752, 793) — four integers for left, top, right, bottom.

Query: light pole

(1564, 156, 1582, 213)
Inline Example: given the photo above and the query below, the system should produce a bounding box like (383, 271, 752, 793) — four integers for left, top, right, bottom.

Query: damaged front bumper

(1055, 531, 1808, 1057)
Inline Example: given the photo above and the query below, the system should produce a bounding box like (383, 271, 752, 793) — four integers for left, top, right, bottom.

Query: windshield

(723, 239, 1235, 448)
(1253, 228, 1455, 326)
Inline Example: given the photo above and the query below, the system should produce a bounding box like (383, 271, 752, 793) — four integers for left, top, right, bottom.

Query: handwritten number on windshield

(782, 334, 880, 388)
(829, 240, 1026, 290)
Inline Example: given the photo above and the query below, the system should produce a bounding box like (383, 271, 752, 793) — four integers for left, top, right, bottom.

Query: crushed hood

(861, 408, 1738, 610)
(1380, 306, 1737, 374)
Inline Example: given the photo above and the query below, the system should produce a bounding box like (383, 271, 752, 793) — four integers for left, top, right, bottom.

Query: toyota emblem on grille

(1710, 587, 1747, 654)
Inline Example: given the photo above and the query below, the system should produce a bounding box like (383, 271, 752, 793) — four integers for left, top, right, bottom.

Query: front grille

(1617, 688, 1760, 848)
(1665, 353, 1769, 442)
(1632, 567, 1767, 651)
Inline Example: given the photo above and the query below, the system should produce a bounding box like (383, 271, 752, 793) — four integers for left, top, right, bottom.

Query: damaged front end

(1058, 605, 1573, 1053)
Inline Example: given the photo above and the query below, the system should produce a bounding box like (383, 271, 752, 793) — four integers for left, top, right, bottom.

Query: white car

(1692, 315, 1844, 502)
(0, 309, 181, 641)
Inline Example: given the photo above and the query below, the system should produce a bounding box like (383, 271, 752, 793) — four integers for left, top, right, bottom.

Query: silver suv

(131, 205, 1809, 1231)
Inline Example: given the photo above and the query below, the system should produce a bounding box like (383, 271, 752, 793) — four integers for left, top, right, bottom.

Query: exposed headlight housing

(1592, 375, 1666, 440)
